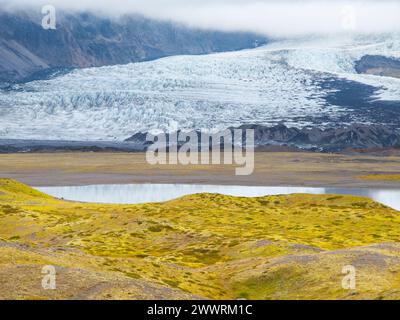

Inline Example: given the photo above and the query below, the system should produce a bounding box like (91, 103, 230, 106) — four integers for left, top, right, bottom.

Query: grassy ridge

(0, 178, 399, 300)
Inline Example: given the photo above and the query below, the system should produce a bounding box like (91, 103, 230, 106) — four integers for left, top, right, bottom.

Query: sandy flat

(0, 152, 399, 188)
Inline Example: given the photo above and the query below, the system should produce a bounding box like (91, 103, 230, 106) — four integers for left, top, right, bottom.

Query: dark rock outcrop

(125, 124, 400, 152)
(1, 124, 399, 153)
(355, 55, 400, 78)
(238, 124, 400, 150)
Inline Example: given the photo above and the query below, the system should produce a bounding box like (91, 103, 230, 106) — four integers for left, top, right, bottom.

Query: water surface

(36, 184, 400, 211)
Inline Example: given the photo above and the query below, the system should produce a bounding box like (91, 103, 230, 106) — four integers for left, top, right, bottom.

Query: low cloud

(1, 0, 399, 37)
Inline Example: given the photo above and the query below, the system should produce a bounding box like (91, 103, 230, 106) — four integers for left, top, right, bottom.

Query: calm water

(35, 184, 400, 211)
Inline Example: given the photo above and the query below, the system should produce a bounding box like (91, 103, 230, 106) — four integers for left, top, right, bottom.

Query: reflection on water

(36, 184, 400, 211)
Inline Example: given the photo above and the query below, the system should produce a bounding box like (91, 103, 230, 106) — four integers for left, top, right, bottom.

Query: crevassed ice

(0, 34, 399, 141)
(283, 34, 400, 101)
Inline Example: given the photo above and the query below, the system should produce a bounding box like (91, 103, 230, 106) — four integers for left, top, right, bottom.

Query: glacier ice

(0, 34, 399, 141)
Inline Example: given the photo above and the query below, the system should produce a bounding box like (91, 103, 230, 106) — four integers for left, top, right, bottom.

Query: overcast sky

(1, 0, 399, 37)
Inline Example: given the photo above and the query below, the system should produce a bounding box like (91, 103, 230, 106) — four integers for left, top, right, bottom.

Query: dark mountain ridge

(126, 123, 400, 152)
(0, 10, 266, 83)
(1, 124, 399, 153)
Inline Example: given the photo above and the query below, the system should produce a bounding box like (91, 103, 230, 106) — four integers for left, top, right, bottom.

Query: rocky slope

(355, 55, 400, 78)
(241, 123, 400, 151)
(125, 124, 400, 152)
(0, 10, 265, 83)
(0, 123, 398, 153)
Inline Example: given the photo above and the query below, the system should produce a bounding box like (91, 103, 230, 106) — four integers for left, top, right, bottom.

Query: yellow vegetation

(0, 178, 399, 300)
(359, 174, 400, 181)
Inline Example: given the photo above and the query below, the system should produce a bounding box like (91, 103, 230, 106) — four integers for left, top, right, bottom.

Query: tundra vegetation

(0, 179, 399, 300)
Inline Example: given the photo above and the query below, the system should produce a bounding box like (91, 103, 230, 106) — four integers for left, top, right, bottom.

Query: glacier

(0, 34, 399, 141)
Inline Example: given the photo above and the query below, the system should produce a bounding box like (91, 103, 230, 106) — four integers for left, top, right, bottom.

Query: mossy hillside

(0, 179, 399, 300)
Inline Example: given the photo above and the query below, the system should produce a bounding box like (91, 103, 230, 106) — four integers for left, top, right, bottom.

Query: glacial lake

(35, 184, 400, 211)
